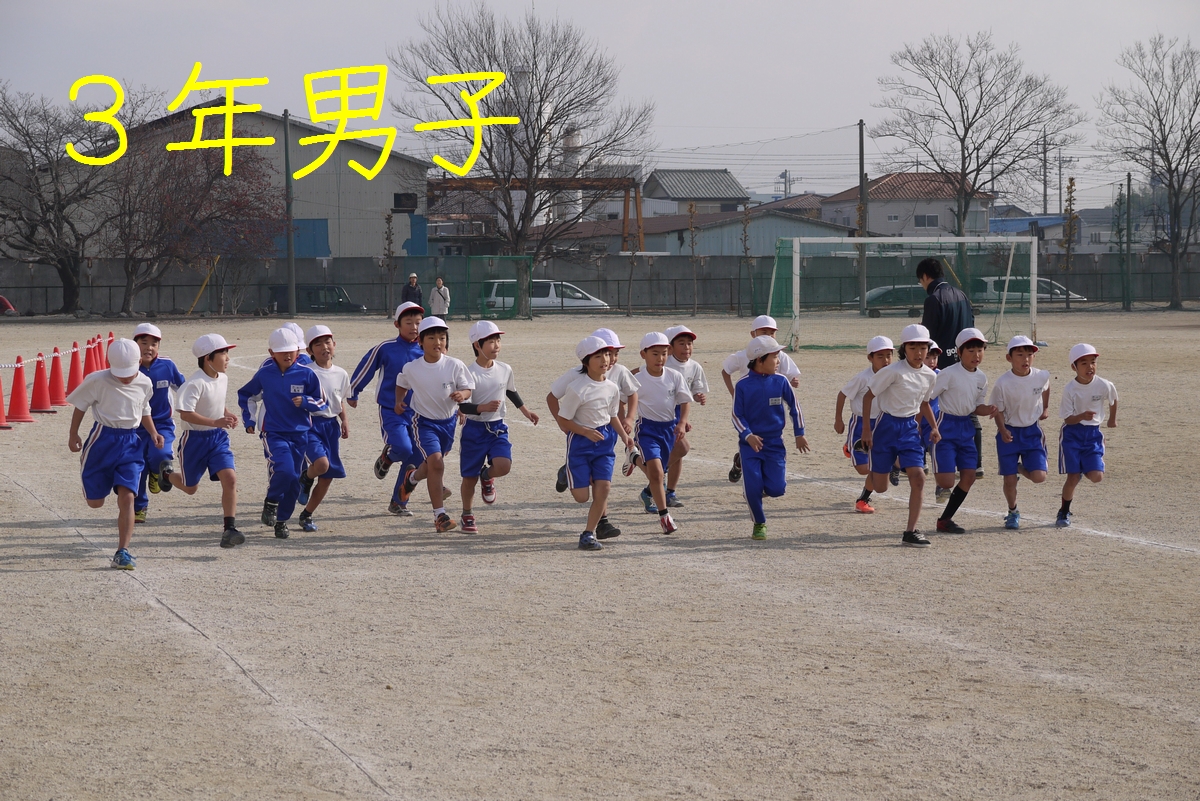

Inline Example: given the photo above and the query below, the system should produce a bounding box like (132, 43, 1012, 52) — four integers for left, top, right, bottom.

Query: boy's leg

(666, 433, 689, 492)
(425, 452, 446, 508)
(217, 468, 237, 518)
(1061, 472, 1083, 500)
(904, 466, 925, 532)
(487, 456, 512, 479)
(461, 477, 478, 513)
(265, 434, 302, 521)
(1002, 474, 1020, 509)
(645, 459, 667, 511)
(304, 477, 333, 513)
(741, 446, 767, 525)
(761, 442, 787, 498)
(116, 486, 136, 550)
(1085, 469, 1104, 484)
(586, 480, 610, 532)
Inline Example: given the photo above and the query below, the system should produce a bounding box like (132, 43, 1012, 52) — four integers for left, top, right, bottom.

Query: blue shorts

(635, 418, 675, 466)
(566, 424, 617, 489)
(845, 414, 871, 466)
(411, 414, 457, 462)
(459, 419, 511, 478)
(870, 413, 924, 473)
(378, 405, 416, 466)
(931, 413, 979, 474)
(177, 428, 235, 486)
(80, 424, 143, 500)
(138, 420, 176, 470)
(310, 415, 345, 479)
(1058, 423, 1105, 475)
(996, 424, 1048, 476)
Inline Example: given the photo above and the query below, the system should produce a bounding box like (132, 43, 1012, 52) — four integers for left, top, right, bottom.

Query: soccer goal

(773, 236, 1040, 350)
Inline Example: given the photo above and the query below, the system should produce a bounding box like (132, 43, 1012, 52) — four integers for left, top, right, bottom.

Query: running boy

(921, 343, 942, 481)
(861, 324, 940, 547)
(631, 332, 692, 534)
(349, 302, 425, 515)
(928, 328, 994, 534)
(559, 336, 635, 551)
(1055, 343, 1118, 527)
(456, 320, 539, 534)
(662, 325, 708, 508)
(989, 335, 1051, 530)
(297, 325, 351, 533)
(394, 317, 475, 533)
(731, 336, 808, 541)
(237, 327, 329, 540)
(169, 334, 242, 548)
(132, 323, 186, 522)
(834, 335, 893, 514)
(722, 315, 801, 482)
(67, 338, 162, 569)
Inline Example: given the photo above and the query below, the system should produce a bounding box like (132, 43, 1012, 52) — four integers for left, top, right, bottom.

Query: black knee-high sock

(940, 486, 969, 520)
(1060, 498, 1072, 514)
(858, 487, 872, 502)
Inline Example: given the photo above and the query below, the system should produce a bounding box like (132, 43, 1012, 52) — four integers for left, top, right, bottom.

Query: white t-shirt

(559, 375, 619, 430)
(1059, 376, 1118, 427)
(176, 370, 229, 431)
(67, 370, 153, 429)
(723, 349, 801, 383)
(929, 362, 988, 417)
(840, 366, 879, 419)
(310, 363, 351, 418)
(866, 360, 936, 419)
(465, 359, 517, 423)
(667, 355, 710, 397)
(990, 368, 1051, 428)
(550, 363, 639, 402)
(396, 355, 475, 420)
(636, 367, 693, 423)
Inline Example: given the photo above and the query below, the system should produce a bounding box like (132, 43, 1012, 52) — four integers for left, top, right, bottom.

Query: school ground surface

(1, 309, 1197, 800)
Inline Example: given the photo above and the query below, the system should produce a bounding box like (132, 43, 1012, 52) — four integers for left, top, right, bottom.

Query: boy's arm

(1040, 387, 1051, 420)
(68, 407, 86, 452)
(622, 391, 638, 432)
(1108, 399, 1118, 427)
(348, 344, 383, 405)
(141, 414, 163, 449)
(546, 392, 571, 434)
(861, 391, 875, 441)
(611, 414, 633, 449)
(722, 370, 736, 399)
(236, 373, 262, 431)
(920, 400, 940, 443)
(834, 391, 847, 432)
(675, 401, 690, 438)
(180, 410, 219, 428)
(783, 382, 809, 453)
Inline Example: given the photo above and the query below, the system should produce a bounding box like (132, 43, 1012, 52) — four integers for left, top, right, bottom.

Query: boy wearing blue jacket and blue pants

(237, 327, 329, 540)
(731, 336, 809, 541)
(132, 323, 186, 522)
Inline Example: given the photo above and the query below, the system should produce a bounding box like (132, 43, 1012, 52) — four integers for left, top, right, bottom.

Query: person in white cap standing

(1054, 343, 1118, 528)
(295, 325, 352, 533)
(131, 322, 187, 523)
(169, 334, 243, 548)
(237, 327, 330, 540)
(629, 331, 693, 534)
(401, 272, 423, 308)
(988, 335, 1051, 530)
(721, 315, 801, 483)
(455, 320, 540, 533)
(660, 325, 708, 508)
(861, 324, 940, 546)
(66, 338, 163, 570)
(834, 335, 894, 514)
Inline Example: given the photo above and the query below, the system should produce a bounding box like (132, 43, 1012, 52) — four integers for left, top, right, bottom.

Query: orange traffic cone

(0, 372, 11, 430)
(7, 357, 35, 423)
(49, 348, 68, 406)
(83, 339, 93, 376)
(66, 342, 82, 395)
(29, 353, 55, 413)
(87, 338, 98, 375)
(105, 332, 114, 368)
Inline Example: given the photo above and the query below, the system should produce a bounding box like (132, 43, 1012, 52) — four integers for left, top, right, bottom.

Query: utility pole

(1125, 171, 1133, 312)
(857, 119, 868, 317)
(1042, 129, 1048, 215)
(1057, 149, 1063, 214)
(283, 110, 296, 319)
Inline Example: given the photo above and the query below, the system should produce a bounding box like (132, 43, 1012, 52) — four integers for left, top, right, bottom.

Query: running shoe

(1055, 510, 1072, 528)
(855, 499, 875, 514)
(388, 501, 412, 517)
(111, 548, 135, 569)
(158, 461, 174, 493)
(889, 468, 901, 487)
(1004, 509, 1021, 530)
(435, 512, 457, 533)
(134, 509, 147, 524)
(374, 447, 392, 480)
(660, 513, 678, 535)
(639, 487, 657, 514)
(843, 443, 852, 459)
(728, 453, 742, 483)
(397, 468, 417, 506)
(147, 470, 160, 494)
(299, 512, 317, 533)
(578, 532, 603, 551)
(902, 530, 931, 547)
(934, 486, 949, 504)
(460, 513, 478, 533)
(751, 523, 767, 540)
(596, 517, 621, 539)
(274, 521, 290, 539)
(935, 519, 965, 534)
(442, 485, 453, 501)
(220, 526, 244, 548)
(622, 445, 642, 477)
(261, 500, 278, 527)
(555, 464, 568, 493)
(298, 472, 315, 505)
(480, 467, 496, 504)
(665, 491, 683, 508)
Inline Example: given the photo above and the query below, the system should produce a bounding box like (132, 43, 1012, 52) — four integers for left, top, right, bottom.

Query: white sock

(434, 506, 446, 518)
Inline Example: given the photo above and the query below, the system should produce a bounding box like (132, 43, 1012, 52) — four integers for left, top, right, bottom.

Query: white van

(480, 280, 609, 312)
(970, 276, 1086, 304)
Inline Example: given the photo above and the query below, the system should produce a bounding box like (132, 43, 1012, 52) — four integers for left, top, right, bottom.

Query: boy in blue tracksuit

(237, 327, 329, 539)
(348, 301, 425, 515)
(731, 336, 809, 541)
(132, 323, 186, 522)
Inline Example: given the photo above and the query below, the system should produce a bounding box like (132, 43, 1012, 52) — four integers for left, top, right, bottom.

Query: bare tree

(873, 32, 1084, 242)
(1097, 36, 1200, 310)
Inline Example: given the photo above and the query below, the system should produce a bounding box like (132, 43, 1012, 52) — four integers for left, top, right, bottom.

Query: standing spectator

(917, 257, 983, 474)
(401, 273, 423, 309)
(431, 276, 451, 317)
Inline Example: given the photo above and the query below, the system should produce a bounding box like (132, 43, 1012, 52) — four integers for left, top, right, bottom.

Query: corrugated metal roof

(822, 172, 993, 204)
(754, 193, 825, 212)
(643, 169, 749, 201)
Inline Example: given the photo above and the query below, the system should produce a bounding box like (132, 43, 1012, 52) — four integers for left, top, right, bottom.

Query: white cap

(928, 341, 943, 353)
(305, 325, 333, 345)
(418, 316, 448, 334)
(1069, 343, 1098, 365)
(639, 332, 670, 350)
(751, 315, 778, 331)
(1006, 335, 1039, 353)
(576, 335, 610, 361)
(665, 325, 696, 342)
(746, 335, 785, 361)
(899, 324, 933, 346)
(955, 327, 987, 348)
(191, 333, 236, 358)
(283, 322, 306, 346)
(394, 301, 423, 321)
(867, 335, 894, 354)
(107, 338, 141, 378)
(408, 272, 418, 279)
(468, 320, 504, 344)
(132, 323, 162, 340)
(590, 328, 623, 349)
(268, 327, 300, 352)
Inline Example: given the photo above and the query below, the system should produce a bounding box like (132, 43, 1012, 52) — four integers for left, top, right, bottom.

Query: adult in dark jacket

(917, 257, 984, 474)
(400, 273, 423, 309)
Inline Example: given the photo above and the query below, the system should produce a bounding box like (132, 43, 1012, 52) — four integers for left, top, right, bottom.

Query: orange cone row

(1, 342, 85, 429)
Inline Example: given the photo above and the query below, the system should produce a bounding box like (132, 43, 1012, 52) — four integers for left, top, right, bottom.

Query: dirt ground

(1, 309, 1197, 800)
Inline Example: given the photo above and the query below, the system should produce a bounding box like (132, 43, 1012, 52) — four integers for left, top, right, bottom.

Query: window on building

(914, 214, 939, 229)
(392, 193, 418, 213)
(842, 216, 851, 227)
(887, 214, 899, 222)
(607, 213, 619, 220)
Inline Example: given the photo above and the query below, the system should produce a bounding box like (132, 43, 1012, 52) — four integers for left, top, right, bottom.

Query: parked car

(268, 285, 367, 314)
(971, 276, 1086, 304)
(843, 285, 927, 318)
(480, 279, 609, 312)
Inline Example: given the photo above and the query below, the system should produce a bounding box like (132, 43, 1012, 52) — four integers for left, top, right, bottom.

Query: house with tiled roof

(820, 172, 994, 236)
(642, 169, 750, 214)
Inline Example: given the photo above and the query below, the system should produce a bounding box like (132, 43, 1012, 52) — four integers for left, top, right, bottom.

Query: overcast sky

(3, 0, 1197, 209)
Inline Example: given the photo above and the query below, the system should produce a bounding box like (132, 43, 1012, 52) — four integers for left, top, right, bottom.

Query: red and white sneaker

(855, 499, 875, 514)
(480, 476, 497, 505)
(659, 512, 678, 534)
(622, 445, 642, 477)
(460, 513, 478, 533)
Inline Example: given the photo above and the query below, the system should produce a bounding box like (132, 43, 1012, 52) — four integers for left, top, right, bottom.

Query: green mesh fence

(400, 255, 534, 320)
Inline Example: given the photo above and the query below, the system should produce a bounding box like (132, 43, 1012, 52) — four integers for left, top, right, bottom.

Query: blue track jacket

(140, 357, 186, 424)
(732, 371, 804, 442)
(237, 361, 327, 433)
(349, 335, 423, 409)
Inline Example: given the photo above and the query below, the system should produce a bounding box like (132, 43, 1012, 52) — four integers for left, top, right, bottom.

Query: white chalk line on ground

(0, 469, 393, 798)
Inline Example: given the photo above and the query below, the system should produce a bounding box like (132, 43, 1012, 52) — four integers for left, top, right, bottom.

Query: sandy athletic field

(0, 310, 1197, 799)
